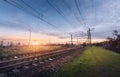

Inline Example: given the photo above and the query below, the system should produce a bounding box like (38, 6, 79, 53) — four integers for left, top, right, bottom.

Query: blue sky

(0, 0, 120, 43)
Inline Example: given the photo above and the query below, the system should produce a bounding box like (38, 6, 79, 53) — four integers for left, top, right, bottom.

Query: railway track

(0, 47, 82, 74)
(0, 47, 66, 61)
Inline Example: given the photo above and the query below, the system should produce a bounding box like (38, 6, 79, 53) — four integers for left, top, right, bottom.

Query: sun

(32, 41, 39, 45)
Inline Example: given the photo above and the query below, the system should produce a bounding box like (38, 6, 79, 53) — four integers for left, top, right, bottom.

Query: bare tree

(0, 40, 4, 47)
(112, 30, 118, 39)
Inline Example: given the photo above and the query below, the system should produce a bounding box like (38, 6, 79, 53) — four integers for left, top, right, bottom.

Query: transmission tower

(28, 29, 32, 46)
(87, 28, 94, 46)
(71, 34, 73, 45)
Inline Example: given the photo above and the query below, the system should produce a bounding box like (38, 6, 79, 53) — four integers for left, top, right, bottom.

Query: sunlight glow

(32, 41, 39, 45)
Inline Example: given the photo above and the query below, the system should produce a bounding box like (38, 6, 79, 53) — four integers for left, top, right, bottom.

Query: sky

(0, 0, 120, 44)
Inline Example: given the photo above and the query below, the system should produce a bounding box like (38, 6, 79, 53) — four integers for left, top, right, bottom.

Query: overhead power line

(61, 0, 81, 24)
(21, 0, 60, 30)
(46, 0, 73, 27)
(4, 0, 58, 30)
(74, 0, 87, 28)
(21, 0, 43, 18)
(91, 0, 96, 27)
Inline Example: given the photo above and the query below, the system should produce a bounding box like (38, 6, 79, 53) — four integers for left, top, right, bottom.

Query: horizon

(0, 0, 120, 45)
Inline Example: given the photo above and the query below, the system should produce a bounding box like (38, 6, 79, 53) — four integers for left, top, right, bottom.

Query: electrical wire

(61, 0, 81, 24)
(46, 0, 73, 27)
(74, 0, 87, 28)
(4, 0, 59, 30)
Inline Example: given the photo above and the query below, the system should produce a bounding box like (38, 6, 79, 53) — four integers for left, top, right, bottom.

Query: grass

(51, 46, 120, 77)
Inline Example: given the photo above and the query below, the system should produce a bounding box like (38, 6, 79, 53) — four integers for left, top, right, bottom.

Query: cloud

(0, 0, 120, 40)
(0, 20, 43, 33)
(84, 0, 120, 39)
(0, 20, 29, 31)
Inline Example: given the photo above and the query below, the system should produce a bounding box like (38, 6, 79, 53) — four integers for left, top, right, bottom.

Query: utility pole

(0, 40, 4, 47)
(87, 28, 91, 45)
(71, 34, 73, 45)
(87, 28, 94, 46)
(76, 35, 78, 45)
(28, 30, 32, 46)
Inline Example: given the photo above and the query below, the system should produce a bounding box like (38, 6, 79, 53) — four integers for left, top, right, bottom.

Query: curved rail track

(0, 47, 84, 74)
